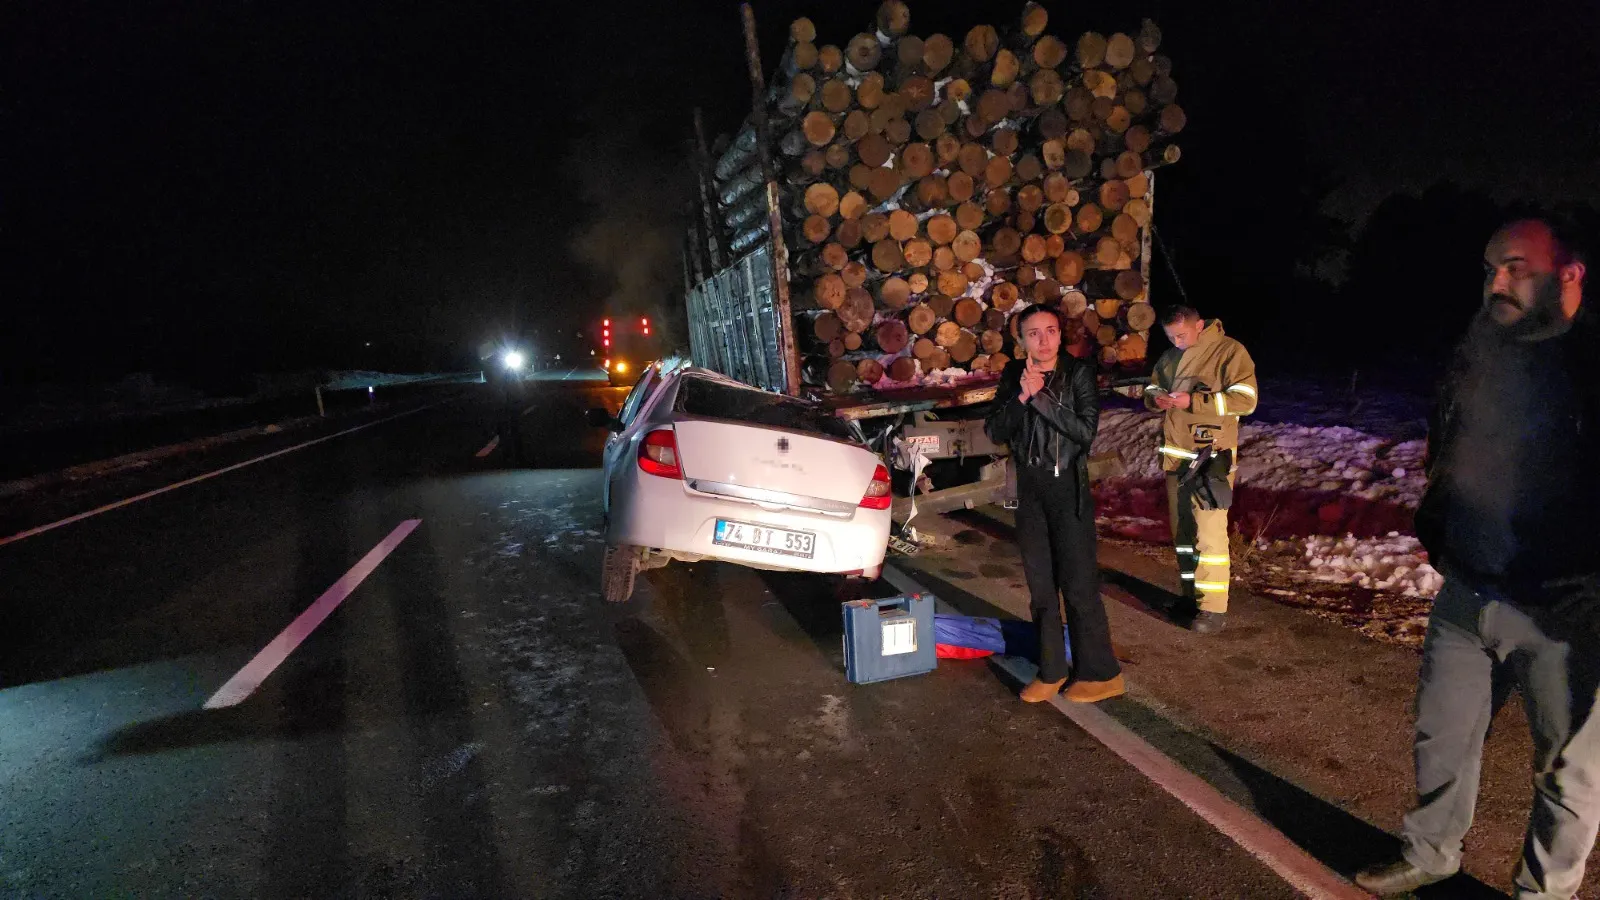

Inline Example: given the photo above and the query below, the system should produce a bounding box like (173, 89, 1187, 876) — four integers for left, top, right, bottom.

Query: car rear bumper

(610, 471, 890, 575)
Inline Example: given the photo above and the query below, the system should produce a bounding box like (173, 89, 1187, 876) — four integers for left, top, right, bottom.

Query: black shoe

(1354, 858, 1454, 895)
(1191, 611, 1227, 634)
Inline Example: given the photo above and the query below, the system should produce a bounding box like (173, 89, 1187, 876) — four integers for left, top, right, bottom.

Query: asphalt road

(0, 376, 483, 484)
(2, 379, 1301, 899)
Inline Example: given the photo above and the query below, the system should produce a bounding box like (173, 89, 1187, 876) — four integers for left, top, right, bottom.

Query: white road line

(204, 519, 421, 709)
(881, 564, 1368, 900)
(475, 435, 500, 458)
(0, 401, 446, 549)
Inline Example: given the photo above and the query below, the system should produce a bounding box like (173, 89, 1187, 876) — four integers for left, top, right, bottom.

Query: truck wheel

(601, 543, 639, 603)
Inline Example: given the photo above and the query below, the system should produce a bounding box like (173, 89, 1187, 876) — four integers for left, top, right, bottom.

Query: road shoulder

(895, 505, 1551, 896)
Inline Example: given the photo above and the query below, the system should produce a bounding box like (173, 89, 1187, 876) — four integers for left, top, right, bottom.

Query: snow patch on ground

(1093, 407, 1427, 507)
(1091, 387, 1445, 628)
(1261, 532, 1443, 598)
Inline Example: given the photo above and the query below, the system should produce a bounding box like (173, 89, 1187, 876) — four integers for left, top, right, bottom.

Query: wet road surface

(2, 381, 1302, 898)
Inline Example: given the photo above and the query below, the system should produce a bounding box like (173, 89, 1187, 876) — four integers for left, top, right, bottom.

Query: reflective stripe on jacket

(1143, 319, 1259, 473)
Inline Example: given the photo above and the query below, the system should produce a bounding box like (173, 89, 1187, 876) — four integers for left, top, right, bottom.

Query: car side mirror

(585, 407, 623, 431)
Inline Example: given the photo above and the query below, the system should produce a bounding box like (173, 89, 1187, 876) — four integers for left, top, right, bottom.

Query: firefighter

(1143, 305, 1259, 633)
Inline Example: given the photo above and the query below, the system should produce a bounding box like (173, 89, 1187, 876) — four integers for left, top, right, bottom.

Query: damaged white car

(586, 364, 892, 602)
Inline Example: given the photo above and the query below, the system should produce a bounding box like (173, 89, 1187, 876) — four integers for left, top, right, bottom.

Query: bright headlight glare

(503, 350, 525, 370)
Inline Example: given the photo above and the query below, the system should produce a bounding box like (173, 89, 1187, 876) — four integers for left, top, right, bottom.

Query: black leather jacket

(985, 357, 1099, 477)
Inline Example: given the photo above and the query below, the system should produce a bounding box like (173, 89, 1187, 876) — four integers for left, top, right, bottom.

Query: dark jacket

(986, 356, 1099, 510)
(1415, 309, 1600, 602)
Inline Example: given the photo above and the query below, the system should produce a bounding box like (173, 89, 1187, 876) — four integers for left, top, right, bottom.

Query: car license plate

(714, 519, 816, 559)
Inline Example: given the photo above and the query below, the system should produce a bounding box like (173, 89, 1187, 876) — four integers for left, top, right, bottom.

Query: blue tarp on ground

(933, 613, 1071, 665)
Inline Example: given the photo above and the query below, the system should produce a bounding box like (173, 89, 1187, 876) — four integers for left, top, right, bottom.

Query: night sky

(8, 0, 1597, 382)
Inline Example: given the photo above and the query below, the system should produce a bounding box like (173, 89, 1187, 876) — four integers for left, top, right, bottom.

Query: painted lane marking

(0, 401, 447, 549)
(204, 519, 422, 709)
(475, 435, 501, 458)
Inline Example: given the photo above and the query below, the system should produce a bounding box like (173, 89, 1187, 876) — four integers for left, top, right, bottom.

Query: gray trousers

(1403, 578, 1600, 899)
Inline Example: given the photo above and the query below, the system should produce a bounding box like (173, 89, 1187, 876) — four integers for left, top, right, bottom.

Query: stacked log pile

(697, 2, 1185, 394)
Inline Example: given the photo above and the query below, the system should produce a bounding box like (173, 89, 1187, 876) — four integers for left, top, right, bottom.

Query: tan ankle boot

(1063, 674, 1126, 703)
(1019, 677, 1068, 703)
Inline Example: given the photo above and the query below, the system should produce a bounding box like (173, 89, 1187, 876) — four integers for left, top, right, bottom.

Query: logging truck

(596, 315, 660, 386)
(681, 2, 1180, 522)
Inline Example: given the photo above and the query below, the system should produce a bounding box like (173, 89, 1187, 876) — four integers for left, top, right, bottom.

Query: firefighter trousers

(1166, 472, 1233, 613)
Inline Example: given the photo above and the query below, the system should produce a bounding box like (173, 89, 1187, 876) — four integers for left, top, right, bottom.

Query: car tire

(602, 543, 639, 603)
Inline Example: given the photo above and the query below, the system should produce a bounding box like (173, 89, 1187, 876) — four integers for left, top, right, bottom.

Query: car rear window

(675, 376, 856, 441)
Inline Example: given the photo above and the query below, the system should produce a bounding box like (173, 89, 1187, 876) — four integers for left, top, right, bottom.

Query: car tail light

(859, 464, 892, 510)
(638, 428, 683, 479)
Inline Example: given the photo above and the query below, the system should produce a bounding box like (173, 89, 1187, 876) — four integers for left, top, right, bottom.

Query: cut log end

(1055, 251, 1086, 285)
(903, 238, 933, 268)
(888, 208, 920, 242)
(876, 318, 910, 353)
(840, 287, 875, 333)
(991, 281, 1021, 311)
(814, 273, 847, 310)
(813, 312, 843, 342)
(1105, 33, 1137, 69)
(1138, 18, 1163, 54)
(827, 360, 859, 394)
(876, 0, 911, 37)
(818, 44, 844, 75)
(927, 213, 958, 246)
(1020, 1, 1049, 37)
(990, 49, 1020, 88)
(1114, 270, 1145, 301)
(1076, 32, 1108, 68)
(804, 182, 841, 217)
(803, 111, 837, 147)
(872, 238, 905, 271)
(954, 297, 983, 328)
(1076, 203, 1105, 234)
(880, 277, 912, 310)
(868, 166, 903, 201)
(1062, 289, 1089, 318)
(1126, 301, 1156, 331)
(802, 214, 831, 245)
(953, 229, 979, 261)
(1033, 34, 1067, 69)
(964, 24, 1000, 62)
(922, 33, 954, 75)
(1021, 234, 1048, 265)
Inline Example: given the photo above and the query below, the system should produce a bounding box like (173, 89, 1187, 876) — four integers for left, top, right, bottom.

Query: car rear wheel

(601, 543, 640, 603)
